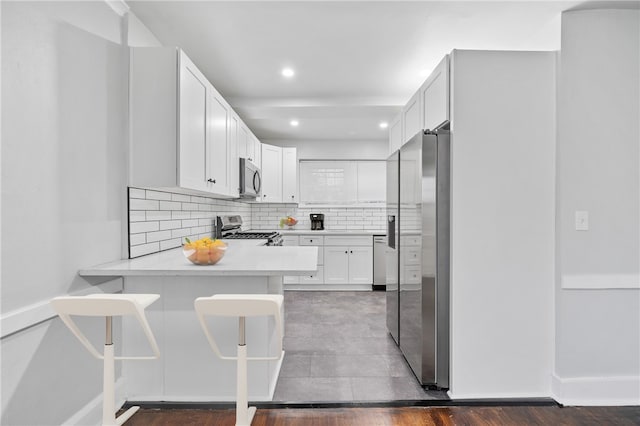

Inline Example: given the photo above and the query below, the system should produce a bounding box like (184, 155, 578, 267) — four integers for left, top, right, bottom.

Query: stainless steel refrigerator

(386, 128, 450, 389)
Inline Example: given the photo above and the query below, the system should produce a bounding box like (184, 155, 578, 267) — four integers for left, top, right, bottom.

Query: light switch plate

(575, 210, 589, 231)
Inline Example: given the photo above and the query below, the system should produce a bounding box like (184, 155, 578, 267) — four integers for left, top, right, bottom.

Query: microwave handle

(253, 170, 262, 194)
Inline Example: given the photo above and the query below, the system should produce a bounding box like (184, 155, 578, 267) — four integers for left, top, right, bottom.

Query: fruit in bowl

(183, 237, 227, 265)
(279, 216, 298, 228)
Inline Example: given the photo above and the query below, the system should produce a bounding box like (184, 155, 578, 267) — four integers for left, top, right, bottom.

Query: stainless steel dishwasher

(373, 235, 387, 290)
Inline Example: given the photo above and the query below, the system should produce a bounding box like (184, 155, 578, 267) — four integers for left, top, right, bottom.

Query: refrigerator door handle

(387, 215, 396, 249)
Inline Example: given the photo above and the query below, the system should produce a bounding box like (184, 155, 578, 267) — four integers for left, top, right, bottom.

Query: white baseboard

(62, 377, 127, 426)
(551, 373, 640, 406)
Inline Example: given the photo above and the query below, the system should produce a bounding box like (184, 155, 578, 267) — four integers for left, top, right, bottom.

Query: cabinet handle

(207, 178, 216, 184)
(350, 251, 353, 254)
(263, 194, 267, 197)
(345, 251, 348, 254)
(291, 195, 295, 199)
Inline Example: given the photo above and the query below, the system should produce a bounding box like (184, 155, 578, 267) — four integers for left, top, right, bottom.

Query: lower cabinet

(283, 234, 373, 290)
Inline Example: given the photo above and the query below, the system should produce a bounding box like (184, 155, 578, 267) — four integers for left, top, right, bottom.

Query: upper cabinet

(389, 54, 450, 153)
(259, 144, 298, 204)
(260, 143, 283, 202)
(389, 112, 403, 155)
(420, 55, 450, 131)
(402, 91, 421, 142)
(130, 47, 255, 198)
(282, 147, 298, 203)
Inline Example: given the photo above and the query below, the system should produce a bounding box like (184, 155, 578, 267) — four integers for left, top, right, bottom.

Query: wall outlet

(575, 210, 589, 231)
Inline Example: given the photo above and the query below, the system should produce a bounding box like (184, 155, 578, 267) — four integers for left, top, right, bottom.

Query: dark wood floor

(124, 406, 640, 425)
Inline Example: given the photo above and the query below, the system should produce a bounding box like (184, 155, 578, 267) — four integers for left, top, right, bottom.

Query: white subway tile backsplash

(129, 188, 146, 199)
(128, 186, 252, 259)
(159, 220, 182, 230)
(130, 242, 160, 258)
(172, 211, 191, 220)
(171, 193, 191, 202)
(160, 238, 182, 251)
(130, 233, 146, 245)
(160, 200, 182, 211)
(147, 230, 172, 243)
(130, 199, 159, 210)
(146, 210, 172, 221)
(145, 190, 172, 201)
(130, 221, 159, 233)
(130, 211, 146, 222)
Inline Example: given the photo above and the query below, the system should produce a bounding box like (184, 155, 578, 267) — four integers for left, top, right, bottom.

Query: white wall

(0, 2, 153, 424)
(448, 50, 556, 398)
(264, 138, 388, 160)
(554, 9, 639, 405)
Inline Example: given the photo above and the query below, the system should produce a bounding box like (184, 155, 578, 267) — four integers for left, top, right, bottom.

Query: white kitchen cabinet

(238, 124, 249, 160)
(261, 144, 283, 202)
(420, 55, 450, 131)
(323, 236, 373, 285)
(323, 246, 351, 284)
(252, 134, 262, 169)
(402, 91, 421, 144)
(282, 235, 300, 284)
(389, 112, 403, 154)
(282, 147, 298, 203)
(356, 161, 386, 203)
(206, 91, 230, 194)
(228, 114, 240, 197)
(178, 52, 209, 192)
(129, 47, 241, 198)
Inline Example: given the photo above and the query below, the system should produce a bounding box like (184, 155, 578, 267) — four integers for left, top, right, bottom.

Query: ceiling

(127, 0, 582, 141)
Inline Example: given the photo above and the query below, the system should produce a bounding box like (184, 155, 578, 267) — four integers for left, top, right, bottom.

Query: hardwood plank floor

(124, 405, 640, 425)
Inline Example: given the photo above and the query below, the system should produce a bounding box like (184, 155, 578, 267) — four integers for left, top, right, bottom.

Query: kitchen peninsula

(79, 242, 318, 402)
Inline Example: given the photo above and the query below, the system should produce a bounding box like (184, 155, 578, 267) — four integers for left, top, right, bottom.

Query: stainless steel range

(215, 215, 283, 246)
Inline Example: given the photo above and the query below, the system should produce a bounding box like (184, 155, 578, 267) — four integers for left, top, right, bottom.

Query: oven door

(239, 158, 261, 199)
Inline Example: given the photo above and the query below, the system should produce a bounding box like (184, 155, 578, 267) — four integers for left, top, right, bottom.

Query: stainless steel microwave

(239, 158, 261, 199)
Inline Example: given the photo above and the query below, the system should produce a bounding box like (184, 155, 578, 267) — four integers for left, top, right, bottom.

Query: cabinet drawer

(404, 247, 420, 265)
(300, 235, 324, 246)
(404, 266, 422, 284)
(324, 235, 371, 246)
(300, 266, 324, 284)
(401, 235, 421, 247)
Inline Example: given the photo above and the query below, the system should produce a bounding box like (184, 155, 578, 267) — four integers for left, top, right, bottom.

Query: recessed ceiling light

(379, 122, 389, 129)
(290, 120, 299, 127)
(282, 68, 295, 78)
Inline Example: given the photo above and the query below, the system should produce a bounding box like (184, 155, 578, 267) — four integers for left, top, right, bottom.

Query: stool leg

(236, 317, 256, 426)
(102, 317, 139, 426)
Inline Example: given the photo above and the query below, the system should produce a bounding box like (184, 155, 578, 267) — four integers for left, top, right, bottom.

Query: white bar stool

(194, 294, 284, 426)
(50, 294, 161, 426)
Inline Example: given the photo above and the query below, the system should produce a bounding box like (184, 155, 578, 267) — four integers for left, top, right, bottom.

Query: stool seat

(194, 294, 284, 426)
(51, 293, 160, 426)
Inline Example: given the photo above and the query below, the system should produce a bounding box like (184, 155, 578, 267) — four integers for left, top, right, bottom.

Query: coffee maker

(310, 213, 325, 230)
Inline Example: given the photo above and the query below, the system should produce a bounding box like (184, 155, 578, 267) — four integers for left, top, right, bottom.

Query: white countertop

(79, 242, 318, 277)
(274, 229, 386, 236)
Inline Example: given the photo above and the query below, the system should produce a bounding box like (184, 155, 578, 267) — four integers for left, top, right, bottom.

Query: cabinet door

(389, 112, 403, 155)
(253, 136, 262, 169)
(207, 94, 229, 194)
(282, 147, 298, 203)
(348, 246, 373, 284)
(228, 114, 239, 197)
(403, 91, 421, 144)
(323, 247, 349, 284)
(261, 144, 282, 202)
(178, 53, 208, 191)
(356, 161, 386, 203)
(282, 236, 299, 284)
(238, 125, 249, 159)
(421, 55, 449, 131)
